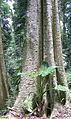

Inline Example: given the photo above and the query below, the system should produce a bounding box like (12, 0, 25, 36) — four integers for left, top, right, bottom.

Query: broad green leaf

(66, 71, 71, 81)
(38, 65, 57, 77)
(55, 85, 68, 91)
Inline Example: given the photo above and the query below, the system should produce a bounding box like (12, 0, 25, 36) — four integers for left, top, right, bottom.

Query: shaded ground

(23, 103, 71, 119)
(0, 104, 71, 119)
(50, 104, 71, 119)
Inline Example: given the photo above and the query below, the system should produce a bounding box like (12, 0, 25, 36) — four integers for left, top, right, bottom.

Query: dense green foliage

(13, 0, 28, 58)
(0, 0, 20, 108)
(61, 0, 71, 68)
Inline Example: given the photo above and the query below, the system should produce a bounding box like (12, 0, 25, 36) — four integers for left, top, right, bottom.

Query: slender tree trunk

(52, 0, 70, 104)
(43, 0, 57, 87)
(0, 15, 9, 108)
(43, 0, 57, 114)
(13, 0, 41, 112)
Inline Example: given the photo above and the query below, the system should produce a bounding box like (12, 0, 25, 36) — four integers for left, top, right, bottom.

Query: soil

(0, 104, 71, 119)
(26, 103, 71, 119)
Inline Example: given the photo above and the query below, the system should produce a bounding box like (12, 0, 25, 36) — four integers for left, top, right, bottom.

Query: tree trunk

(0, 15, 9, 108)
(13, 0, 41, 112)
(43, 0, 57, 87)
(43, 0, 57, 114)
(52, 0, 70, 104)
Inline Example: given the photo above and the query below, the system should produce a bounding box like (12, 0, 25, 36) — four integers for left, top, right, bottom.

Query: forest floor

(22, 103, 71, 118)
(0, 103, 71, 119)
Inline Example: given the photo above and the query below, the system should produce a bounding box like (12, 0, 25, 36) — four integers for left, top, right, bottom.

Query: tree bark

(0, 15, 9, 108)
(52, 0, 70, 104)
(13, 0, 41, 112)
(43, 0, 57, 113)
(43, 0, 57, 87)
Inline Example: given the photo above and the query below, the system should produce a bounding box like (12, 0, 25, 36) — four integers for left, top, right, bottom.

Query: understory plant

(18, 61, 68, 114)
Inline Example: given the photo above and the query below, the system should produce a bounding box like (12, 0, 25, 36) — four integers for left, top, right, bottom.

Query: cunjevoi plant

(18, 62, 68, 112)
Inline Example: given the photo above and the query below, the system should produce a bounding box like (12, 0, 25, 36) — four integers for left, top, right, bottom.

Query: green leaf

(66, 71, 71, 81)
(55, 85, 68, 91)
(23, 96, 33, 112)
(17, 71, 38, 78)
(38, 65, 57, 77)
(17, 63, 57, 78)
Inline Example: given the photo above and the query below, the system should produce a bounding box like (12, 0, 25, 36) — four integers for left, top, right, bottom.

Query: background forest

(0, 0, 71, 119)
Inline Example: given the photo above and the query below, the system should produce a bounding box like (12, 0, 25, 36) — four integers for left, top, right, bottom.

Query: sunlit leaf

(55, 85, 68, 91)
(38, 64, 57, 77)
(23, 96, 33, 112)
(17, 71, 38, 78)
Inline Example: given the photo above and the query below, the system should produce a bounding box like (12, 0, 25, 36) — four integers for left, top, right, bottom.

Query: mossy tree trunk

(0, 15, 9, 108)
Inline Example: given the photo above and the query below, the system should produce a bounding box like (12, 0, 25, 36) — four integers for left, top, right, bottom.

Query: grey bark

(52, 0, 70, 104)
(43, 0, 57, 87)
(13, 0, 41, 112)
(43, 0, 57, 112)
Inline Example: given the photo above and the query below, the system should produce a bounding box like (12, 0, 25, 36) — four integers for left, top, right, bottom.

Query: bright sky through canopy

(7, 0, 14, 14)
